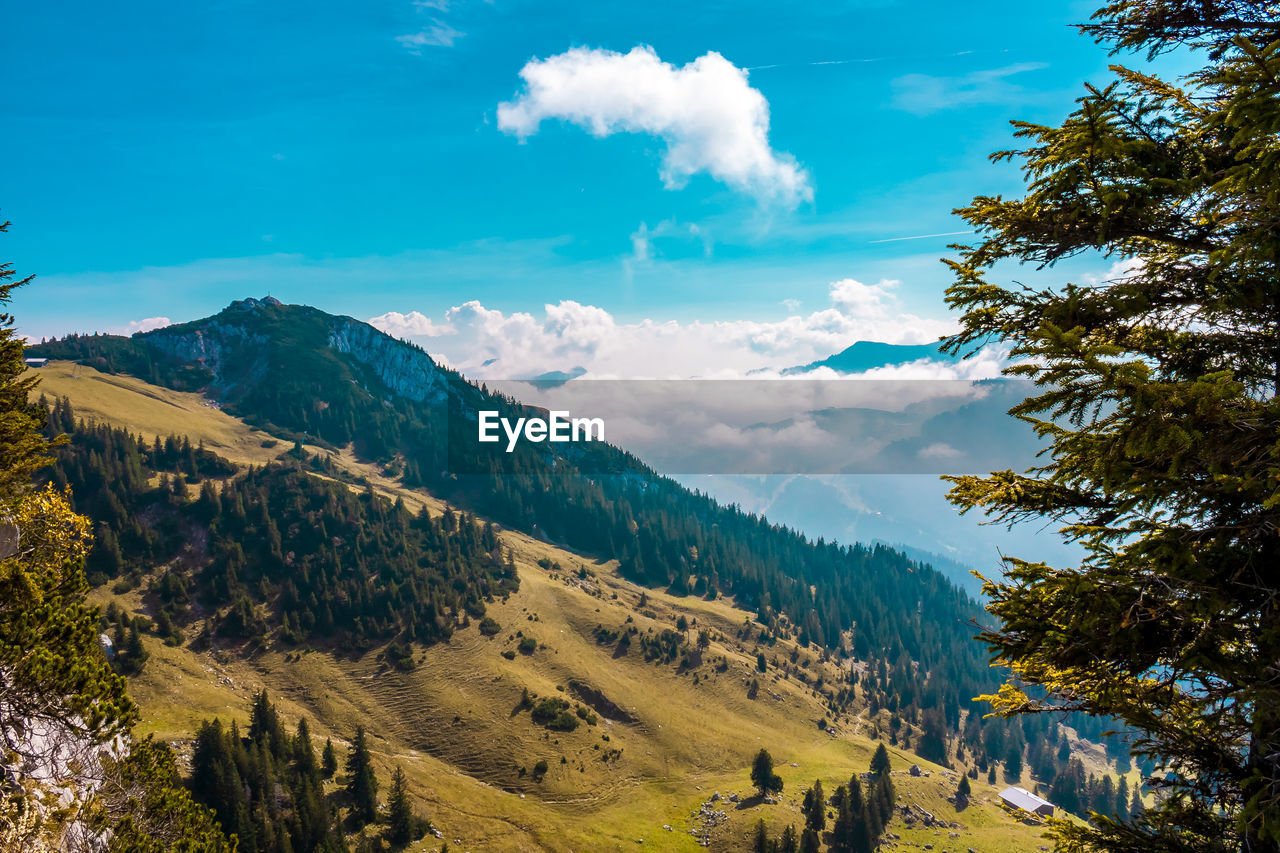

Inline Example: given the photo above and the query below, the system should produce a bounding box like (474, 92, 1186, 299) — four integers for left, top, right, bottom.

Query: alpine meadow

(2, 1, 1279, 852)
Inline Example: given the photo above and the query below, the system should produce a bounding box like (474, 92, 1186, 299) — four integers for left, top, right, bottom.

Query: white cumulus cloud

(368, 278, 966, 379)
(127, 317, 172, 334)
(497, 46, 812, 207)
(372, 310, 454, 338)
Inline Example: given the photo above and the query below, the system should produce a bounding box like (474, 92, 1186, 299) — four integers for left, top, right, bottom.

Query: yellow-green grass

(32, 361, 287, 467)
(57, 362, 1051, 852)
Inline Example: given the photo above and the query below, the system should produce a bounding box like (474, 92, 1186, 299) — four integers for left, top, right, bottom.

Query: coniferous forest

(189, 691, 349, 853)
(42, 395, 517, 651)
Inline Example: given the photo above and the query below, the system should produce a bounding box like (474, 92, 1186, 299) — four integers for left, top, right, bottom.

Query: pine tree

(870, 743, 892, 775)
(803, 779, 826, 831)
(1130, 785, 1144, 819)
(0, 229, 54, 496)
(752, 818, 770, 853)
(777, 824, 799, 853)
(751, 748, 784, 798)
(293, 717, 317, 777)
(386, 765, 414, 844)
(916, 707, 949, 765)
(941, 2, 1280, 848)
(1003, 742, 1023, 784)
(346, 726, 380, 826)
(121, 624, 148, 675)
(321, 738, 338, 779)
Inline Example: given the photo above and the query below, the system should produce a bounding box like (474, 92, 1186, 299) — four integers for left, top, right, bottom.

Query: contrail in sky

(869, 230, 974, 244)
(746, 48, 1009, 72)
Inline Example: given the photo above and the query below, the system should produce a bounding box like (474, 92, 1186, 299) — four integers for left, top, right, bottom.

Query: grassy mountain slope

(33, 359, 285, 466)
(39, 359, 1053, 852)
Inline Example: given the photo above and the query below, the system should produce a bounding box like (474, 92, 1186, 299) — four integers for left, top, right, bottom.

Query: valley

(41, 357, 1056, 852)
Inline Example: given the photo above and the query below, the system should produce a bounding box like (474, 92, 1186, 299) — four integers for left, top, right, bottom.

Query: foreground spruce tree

(942, 3, 1280, 850)
(0, 221, 227, 849)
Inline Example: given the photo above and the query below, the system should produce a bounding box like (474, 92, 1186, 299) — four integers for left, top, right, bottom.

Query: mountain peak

(226, 295, 285, 313)
(126, 297, 451, 411)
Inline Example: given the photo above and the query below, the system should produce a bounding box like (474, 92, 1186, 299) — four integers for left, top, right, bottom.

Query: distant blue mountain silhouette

(782, 340, 958, 375)
(522, 366, 588, 387)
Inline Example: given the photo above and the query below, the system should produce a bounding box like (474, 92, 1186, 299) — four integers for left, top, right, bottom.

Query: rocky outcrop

(327, 317, 448, 405)
(143, 305, 273, 393)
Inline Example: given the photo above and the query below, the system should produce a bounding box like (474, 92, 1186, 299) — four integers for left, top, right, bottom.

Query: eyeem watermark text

(478, 410, 605, 452)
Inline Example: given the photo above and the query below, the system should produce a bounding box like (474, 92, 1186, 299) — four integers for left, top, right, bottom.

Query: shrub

(384, 641, 415, 671)
(530, 698, 579, 732)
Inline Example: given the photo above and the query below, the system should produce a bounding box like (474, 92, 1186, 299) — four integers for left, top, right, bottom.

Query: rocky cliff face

(327, 317, 448, 405)
(142, 298, 278, 393)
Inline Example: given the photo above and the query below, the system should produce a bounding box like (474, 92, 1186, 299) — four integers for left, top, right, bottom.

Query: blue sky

(3, 0, 1184, 371)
